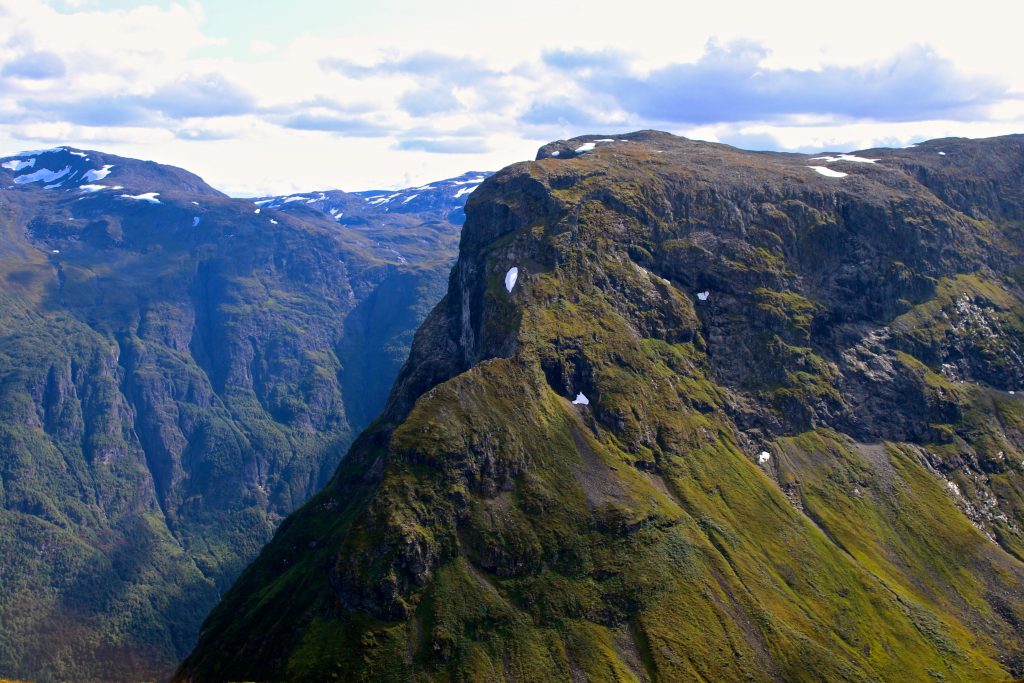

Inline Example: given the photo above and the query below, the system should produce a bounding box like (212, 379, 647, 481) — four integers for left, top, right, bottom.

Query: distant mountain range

(0, 146, 485, 682)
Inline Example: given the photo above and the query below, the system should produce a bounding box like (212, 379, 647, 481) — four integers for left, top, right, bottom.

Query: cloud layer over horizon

(1, 0, 1021, 195)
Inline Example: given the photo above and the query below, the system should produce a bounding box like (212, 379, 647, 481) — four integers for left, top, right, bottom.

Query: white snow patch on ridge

(575, 142, 596, 153)
(15, 166, 72, 185)
(758, 451, 771, 464)
(505, 266, 519, 293)
(809, 154, 878, 164)
(120, 192, 160, 203)
(79, 184, 108, 193)
(192, 216, 201, 227)
(697, 291, 710, 301)
(402, 193, 419, 204)
(82, 165, 113, 182)
(572, 392, 590, 405)
(454, 185, 478, 199)
(808, 166, 847, 178)
(2, 159, 35, 171)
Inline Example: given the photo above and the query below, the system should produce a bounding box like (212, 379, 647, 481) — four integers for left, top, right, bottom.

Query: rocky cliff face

(0, 148, 464, 682)
(179, 132, 1024, 682)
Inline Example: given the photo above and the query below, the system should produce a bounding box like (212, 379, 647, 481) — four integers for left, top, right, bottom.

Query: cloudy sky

(1, 0, 1022, 196)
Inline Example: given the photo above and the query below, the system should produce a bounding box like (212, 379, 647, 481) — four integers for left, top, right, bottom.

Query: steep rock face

(180, 133, 1024, 682)
(0, 148, 463, 682)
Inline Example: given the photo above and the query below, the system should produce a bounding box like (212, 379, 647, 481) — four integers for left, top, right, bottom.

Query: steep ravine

(0, 148, 468, 682)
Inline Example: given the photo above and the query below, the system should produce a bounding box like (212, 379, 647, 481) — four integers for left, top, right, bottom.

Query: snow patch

(253, 198, 275, 206)
(366, 192, 402, 206)
(551, 150, 560, 157)
(51, 249, 60, 254)
(81, 165, 113, 182)
(192, 216, 201, 227)
(697, 291, 709, 301)
(120, 192, 160, 203)
(269, 219, 278, 225)
(947, 480, 960, 496)
(282, 195, 307, 203)
(79, 184, 108, 193)
(119, 192, 159, 202)
(575, 142, 596, 153)
(402, 193, 419, 204)
(68, 150, 88, 158)
(254, 208, 261, 214)
(808, 154, 878, 164)
(505, 266, 519, 293)
(594, 138, 614, 143)
(808, 166, 848, 178)
(938, 151, 946, 156)
(2, 158, 35, 171)
(15, 165, 71, 185)
(758, 451, 771, 464)
(572, 392, 590, 405)
(454, 185, 478, 199)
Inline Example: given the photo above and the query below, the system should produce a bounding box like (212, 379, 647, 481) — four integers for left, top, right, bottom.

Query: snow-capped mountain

(251, 171, 493, 227)
(1, 146, 223, 200)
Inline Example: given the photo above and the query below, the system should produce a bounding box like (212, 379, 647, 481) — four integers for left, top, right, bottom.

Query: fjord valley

(179, 132, 1024, 682)
(0, 147, 483, 682)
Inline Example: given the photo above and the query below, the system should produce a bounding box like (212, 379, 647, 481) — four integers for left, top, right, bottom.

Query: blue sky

(2, 0, 1022, 195)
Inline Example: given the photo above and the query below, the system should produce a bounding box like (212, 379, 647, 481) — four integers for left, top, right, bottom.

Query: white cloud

(0, 0, 1021, 196)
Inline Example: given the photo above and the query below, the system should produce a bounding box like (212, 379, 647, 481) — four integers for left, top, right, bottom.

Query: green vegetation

(181, 134, 1024, 681)
(0, 159, 461, 682)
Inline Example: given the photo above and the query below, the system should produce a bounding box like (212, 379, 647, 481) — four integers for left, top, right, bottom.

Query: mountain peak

(1, 146, 224, 198)
(179, 132, 1024, 682)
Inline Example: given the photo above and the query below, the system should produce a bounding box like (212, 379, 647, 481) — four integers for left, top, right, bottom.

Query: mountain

(249, 172, 491, 427)
(0, 148, 474, 681)
(179, 132, 1024, 682)
(253, 171, 491, 227)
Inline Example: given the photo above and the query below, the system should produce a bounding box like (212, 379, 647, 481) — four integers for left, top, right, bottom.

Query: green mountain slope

(179, 132, 1024, 682)
(178, 131, 1024, 679)
(0, 148, 462, 682)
